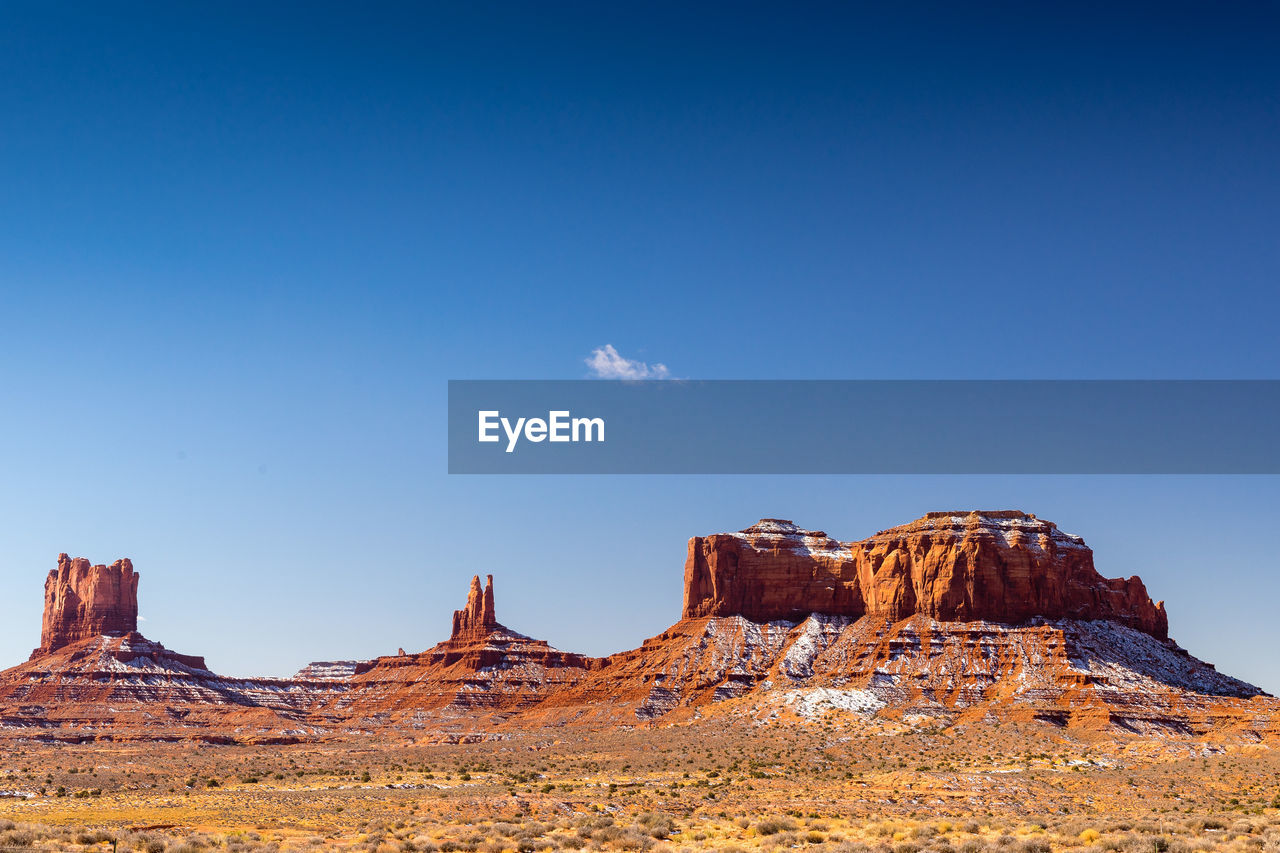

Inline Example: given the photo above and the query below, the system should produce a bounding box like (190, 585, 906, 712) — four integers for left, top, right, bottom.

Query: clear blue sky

(2, 3, 1278, 688)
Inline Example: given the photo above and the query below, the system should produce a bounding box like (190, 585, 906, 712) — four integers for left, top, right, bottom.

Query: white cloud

(585, 344, 670, 380)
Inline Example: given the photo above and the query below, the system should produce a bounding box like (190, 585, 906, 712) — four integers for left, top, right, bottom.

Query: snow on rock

(783, 687, 886, 719)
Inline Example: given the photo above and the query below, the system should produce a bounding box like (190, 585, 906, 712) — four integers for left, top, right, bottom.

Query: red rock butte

(33, 554, 140, 658)
(682, 511, 1169, 638)
(451, 574, 498, 641)
(345, 573, 598, 714)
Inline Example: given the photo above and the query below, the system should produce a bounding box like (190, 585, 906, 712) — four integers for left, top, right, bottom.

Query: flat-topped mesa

(32, 554, 139, 658)
(450, 574, 498, 641)
(682, 511, 1169, 639)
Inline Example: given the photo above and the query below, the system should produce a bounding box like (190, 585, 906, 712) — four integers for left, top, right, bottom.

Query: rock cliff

(683, 512, 1168, 638)
(451, 574, 498, 641)
(33, 554, 140, 657)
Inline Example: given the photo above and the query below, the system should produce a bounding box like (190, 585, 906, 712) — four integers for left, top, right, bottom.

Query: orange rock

(32, 554, 140, 658)
(683, 520, 863, 624)
(343, 575, 602, 718)
(683, 512, 1168, 639)
(450, 574, 497, 640)
(2, 514, 1270, 743)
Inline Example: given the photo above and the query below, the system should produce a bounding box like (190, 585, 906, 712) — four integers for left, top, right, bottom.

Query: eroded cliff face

(683, 520, 863, 624)
(855, 512, 1168, 637)
(450, 574, 498, 641)
(683, 512, 1168, 639)
(344, 575, 601, 718)
(33, 554, 140, 657)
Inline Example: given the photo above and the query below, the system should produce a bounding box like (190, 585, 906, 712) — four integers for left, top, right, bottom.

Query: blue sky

(2, 3, 1278, 687)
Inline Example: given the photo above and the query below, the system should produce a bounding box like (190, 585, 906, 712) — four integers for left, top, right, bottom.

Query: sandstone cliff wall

(33, 554, 140, 657)
(683, 512, 1168, 638)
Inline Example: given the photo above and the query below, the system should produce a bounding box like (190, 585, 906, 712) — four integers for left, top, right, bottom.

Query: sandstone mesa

(683, 512, 1168, 637)
(0, 511, 1273, 744)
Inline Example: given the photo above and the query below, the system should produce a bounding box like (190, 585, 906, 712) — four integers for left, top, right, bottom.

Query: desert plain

(2, 709, 1280, 852)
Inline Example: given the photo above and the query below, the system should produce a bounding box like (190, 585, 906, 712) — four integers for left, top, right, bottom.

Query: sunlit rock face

(33, 554, 140, 658)
(683, 512, 1168, 639)
(343, 574, 602, 717)
(4, 515, 1271, 744)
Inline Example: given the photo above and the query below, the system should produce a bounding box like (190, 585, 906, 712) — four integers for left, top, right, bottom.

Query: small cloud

(138, 615, 148, 622)
(585, 344, 670, 380)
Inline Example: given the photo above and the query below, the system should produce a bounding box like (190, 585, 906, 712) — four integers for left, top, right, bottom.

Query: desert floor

(1, 714, 1278, 852)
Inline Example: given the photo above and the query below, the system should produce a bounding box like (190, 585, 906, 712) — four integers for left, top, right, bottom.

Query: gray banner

(447, 380, 1280, 474)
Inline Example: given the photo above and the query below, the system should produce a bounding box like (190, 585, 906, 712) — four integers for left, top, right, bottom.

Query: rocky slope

(537, 613, 1270, 736)
(0, 556, 345, 743)
(0, 632, 346, 743)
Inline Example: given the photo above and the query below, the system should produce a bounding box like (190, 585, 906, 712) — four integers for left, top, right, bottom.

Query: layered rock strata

(1, 514, 1273, 742)
(683, 513, 1168, 638)
(342, 576, 601, 718)
(33, 555, 140, 657)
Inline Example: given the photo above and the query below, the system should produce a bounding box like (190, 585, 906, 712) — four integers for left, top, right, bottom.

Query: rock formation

(0, 630, 349, 743)
(547, 612, 1266, 732)
(682, 520, 862, 625)
(344, 574, 600, 717)
(1, 556, 347, 743)
(1, 513, 1274, 743)
(293, 660, 362, 681)
(683, 512, 1168, 638)
(451, 574, 497, 641)
(32, 554, 140, 657)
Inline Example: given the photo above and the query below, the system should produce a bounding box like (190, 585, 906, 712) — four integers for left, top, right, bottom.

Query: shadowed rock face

(33, 554, 140, 658)
(682, 511, 1169, 639)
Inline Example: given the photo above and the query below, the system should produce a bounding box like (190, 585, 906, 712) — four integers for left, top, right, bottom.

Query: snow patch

(783, 687, 885, 719)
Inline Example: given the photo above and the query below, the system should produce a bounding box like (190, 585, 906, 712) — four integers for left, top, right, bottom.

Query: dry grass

(0, 717, 1278, 851)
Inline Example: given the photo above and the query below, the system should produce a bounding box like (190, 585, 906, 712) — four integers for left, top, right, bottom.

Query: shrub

(636, 812, 674, 840)
(758, 818, 799, 836)
(0, 829, 35, 848)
